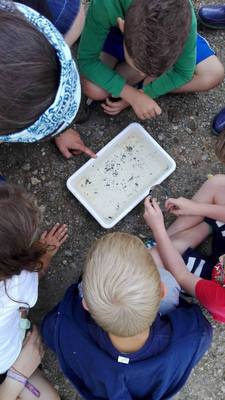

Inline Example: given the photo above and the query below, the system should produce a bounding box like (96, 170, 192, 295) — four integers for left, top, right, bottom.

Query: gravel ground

(1, 1, 225, 398)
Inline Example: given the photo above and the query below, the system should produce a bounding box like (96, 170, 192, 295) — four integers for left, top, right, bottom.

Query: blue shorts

(46, 0, 81, 34)
(103, 28, 215, 65)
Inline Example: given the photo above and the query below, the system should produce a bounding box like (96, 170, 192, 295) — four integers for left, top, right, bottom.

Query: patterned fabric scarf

(0, 2, 81, 143)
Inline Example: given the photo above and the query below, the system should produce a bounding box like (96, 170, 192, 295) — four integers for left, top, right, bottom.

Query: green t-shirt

(78, 0, 197, 98)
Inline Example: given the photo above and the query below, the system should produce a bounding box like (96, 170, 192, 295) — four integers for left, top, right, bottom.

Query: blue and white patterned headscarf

(0, 2, 81, 143)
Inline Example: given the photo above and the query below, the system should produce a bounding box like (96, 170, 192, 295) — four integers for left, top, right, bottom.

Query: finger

(59, 234, 68, 245)
(48, 223, 61, 236)
(55, 224, 68, 239)
(151, 198, 161, 210)
(77, 144, 96, 159)
(144, 196, 151, 207)
(60, 147, 73, 159)
(40, 231, 48, 241)
(155, 105, 162, 115)
(101, 104, 120, 114)
(105, 98, 115, 107)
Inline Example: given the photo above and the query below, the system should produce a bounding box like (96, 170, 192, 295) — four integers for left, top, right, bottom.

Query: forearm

(0, 377, 24, 400)
(190, 202, 225, 222)
(153, 226, 199, 296)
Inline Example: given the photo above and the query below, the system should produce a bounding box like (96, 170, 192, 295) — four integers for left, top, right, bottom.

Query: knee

(207, 174, 225, 189)
(211, 58, 225, 86)
(203, 57, 224, 90)
(81, 76, 108, 100)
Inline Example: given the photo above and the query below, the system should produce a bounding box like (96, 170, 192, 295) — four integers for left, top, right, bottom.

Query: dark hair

(124, 0, 192, 77)
(0, 184, 46, 281)
(0, 4, 60, 135)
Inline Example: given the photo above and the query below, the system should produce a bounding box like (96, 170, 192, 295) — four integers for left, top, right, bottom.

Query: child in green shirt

(78, 0, 224, 120)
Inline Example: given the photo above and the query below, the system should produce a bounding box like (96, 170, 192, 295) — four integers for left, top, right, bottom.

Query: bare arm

(0, 327, 44, 400)
(144, 197, 200, 296)
(166, 197, 225, 223)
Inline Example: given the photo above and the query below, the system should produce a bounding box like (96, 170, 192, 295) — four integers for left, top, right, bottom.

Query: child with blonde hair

(42, 232, 212, 400)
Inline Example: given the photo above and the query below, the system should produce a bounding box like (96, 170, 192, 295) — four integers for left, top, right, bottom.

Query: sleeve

(195, 279, 225, 323)
(158, 267, 181, 315)
(77, 0, 126, 97)
(143, 5, 197, 99)
(8, 270, 39, 308)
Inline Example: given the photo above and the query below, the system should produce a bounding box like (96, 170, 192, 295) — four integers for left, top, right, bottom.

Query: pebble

(22, 163, 31, 171)
(201, 154, 208, 161)
(158, 134, 164, 141)
(65, 250, 73, 257)
(31, 177, 41, 186)
(62, 260, 67, 265)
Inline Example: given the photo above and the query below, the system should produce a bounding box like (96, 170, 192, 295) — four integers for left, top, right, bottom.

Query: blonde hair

(215, 130, 225, 164)
(83, 232, 161, 337)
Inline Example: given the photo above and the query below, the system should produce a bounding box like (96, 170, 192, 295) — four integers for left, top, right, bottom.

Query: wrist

(152, 225, 167, 241)
(120, 84, 137, 104)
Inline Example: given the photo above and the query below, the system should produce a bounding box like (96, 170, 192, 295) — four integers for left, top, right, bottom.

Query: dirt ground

(1, 1, 225, 398)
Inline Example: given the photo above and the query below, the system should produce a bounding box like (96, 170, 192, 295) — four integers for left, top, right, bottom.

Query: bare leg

(64, 3, 86, 46)
(173, 55, 224, 93)
(167, 174, 225, 237)
(150, 221, 210, 268)
(20, 369, 60, 400)
(81, 52, 118, 100)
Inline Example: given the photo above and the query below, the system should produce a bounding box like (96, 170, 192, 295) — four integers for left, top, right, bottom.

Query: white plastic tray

(67, 123, 176, 228)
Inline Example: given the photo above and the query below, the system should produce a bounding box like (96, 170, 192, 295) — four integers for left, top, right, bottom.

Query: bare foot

(39, 223, 68, 276)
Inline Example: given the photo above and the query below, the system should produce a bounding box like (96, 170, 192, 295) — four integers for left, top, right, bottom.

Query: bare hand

(165, 197, 196, 216)
(101, 97, 130, 115)
(130, 91, 161, 120)
(40, 223, 68, 257)
(144, 196, 165, 231)
(54, 128, 96, 159)
(12, 326, 44, 378)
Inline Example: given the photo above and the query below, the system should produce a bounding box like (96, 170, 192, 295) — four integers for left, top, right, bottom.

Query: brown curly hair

(124, 0, 192, 77)
(0, 184, 46, 280)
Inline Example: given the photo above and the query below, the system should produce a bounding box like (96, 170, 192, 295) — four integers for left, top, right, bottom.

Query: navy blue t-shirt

(42, 284, 212, 400)
(88, 314, 171, 362)
(16, 0, 52, 20)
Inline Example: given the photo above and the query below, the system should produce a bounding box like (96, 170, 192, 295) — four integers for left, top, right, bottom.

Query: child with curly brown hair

(0, 183, 67, 400)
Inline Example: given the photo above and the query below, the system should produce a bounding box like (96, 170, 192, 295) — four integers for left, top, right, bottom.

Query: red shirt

(195, 279, 225, 323)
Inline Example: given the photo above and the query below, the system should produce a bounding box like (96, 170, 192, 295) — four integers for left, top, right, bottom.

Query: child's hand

(54, 128, 96, 159)
(143, 196, 165, 232)
(165, 197, 196, 216)
(101, 97, 130, 115)
(40, 223, 68, 257)
(12, 326, 44, 378)
(130, 91, 161, 120)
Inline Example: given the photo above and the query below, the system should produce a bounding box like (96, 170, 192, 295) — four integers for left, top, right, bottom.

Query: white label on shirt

(118, 356, 130, 364)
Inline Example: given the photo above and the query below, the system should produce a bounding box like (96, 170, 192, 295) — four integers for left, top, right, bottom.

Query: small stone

(42, 152, 46, 156)
(138, 233, 147, 239)
(158, 134, 164, 141)
(201, 154, 208, 161)
(31, 177, 41, 186)
(33, 170, 38, 175)
(62, 260, 67, 265)
(65, 250, 73, 257)
(22, 163, 31, 171)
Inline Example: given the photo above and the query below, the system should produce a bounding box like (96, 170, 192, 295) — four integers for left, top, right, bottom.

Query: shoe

(212, 107, 225, 136)
(198, 5, 225, 29)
